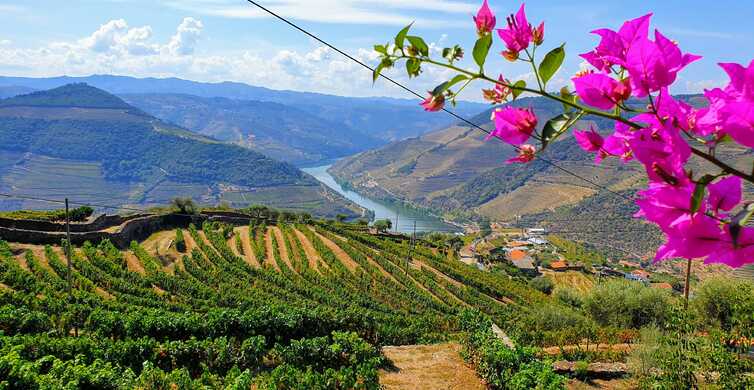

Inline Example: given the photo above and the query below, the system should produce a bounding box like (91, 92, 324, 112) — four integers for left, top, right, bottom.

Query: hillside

(0, 75, 489, 164)
(121, 93, 382, 165)
(330, 95, 752, 256)
(0, 217, 559, 387)
(0, 84, 360, 217)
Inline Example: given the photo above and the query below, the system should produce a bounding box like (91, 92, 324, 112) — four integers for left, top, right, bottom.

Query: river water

(302, 164, 460, 234)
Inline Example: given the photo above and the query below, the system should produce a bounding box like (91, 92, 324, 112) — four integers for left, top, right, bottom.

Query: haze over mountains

(0, 83, 360, 217)
(0, 75, 488, 165)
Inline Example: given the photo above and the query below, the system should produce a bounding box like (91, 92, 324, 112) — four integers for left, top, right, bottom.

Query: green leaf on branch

(431, 75, 469, 96)
(374, 44, 387, 55)
(559, 87, 577, 112)
(472, 34, 493, 69)
(538, 44, 565, 86)
(540, 113, 570, 149)
(395, 23, 413, 51)
(373, 58, 393, 83)
(730, 202, 754, 247)
(406, 58, 421, 78)
(511, 80, 527, 99)
(690, 175, 715, 213)
(406, 36, 429, 57)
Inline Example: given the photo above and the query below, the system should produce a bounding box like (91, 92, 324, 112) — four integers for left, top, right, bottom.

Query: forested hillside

(0, 75, 489, 164)
(0, 84, 360, 217)
(122, 94, 382, 165)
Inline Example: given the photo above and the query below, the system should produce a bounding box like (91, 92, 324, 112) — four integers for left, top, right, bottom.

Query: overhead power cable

(243, 0, 634, 202)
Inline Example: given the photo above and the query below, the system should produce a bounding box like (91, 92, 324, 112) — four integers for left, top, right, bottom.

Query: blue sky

(0, 0, 752, 100)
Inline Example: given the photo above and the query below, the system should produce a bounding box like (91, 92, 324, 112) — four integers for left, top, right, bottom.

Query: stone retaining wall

(0, 211, 265, 249)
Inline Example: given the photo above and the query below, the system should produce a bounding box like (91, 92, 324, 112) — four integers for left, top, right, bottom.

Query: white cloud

(167, 17, 203, 55)
(162, 0, 473, 28)
(0, 40, 11, 46)
(0, 16, 458, 99)
(685, 79, 724, 93)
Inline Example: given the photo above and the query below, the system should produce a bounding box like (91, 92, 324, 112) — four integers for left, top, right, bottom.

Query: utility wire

(243, 0, 634, 202)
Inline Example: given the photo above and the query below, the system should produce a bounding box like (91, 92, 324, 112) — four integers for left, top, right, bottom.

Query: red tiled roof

(508, 249, 527, 261)
(550, 261, 568, 269)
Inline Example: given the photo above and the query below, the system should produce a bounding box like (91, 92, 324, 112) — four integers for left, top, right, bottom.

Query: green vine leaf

(511, 80, 527, 99)
(395, 23, 412, 50)
(406, 36, 429, 57)
(541, 113, 570, 149)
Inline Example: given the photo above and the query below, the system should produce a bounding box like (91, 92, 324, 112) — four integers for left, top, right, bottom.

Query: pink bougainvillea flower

(600, 123, 633, 162)
(627, 120, 690, 185)
(635, 181, 696, 232)
(694, 88, 728, 137)
(719, 60, 754, 101)
(420, 92, 445, 112)
(474, 0, 496, 36)
(488, 106, 538, 145)
(707, 176, 742, 215)
(573, 126, 604, 152)
(625, 30, 701, 97)
(497, 4, 533, 60)
(720, 101, 754, 148)
(705, 226, 754, 268)
(655, 88, 695, 131)
(482, 75, 511, 104)
(579, 13, 652, 72)
(654, 214, 725, 262)
(532, 22, 545, 45)
(506, 144, 536, 164)
(572, 73, 630, 110)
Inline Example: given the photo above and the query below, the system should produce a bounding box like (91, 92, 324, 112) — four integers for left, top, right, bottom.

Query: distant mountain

(0, 84, 362, 217)
(0, 75, 489, 161)
(121, 93, 382, 165)
(0, 85, 36, 99)
(329, 94, 750, 256)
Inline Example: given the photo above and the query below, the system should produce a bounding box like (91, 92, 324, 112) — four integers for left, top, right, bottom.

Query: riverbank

(303, 164, 461, 234)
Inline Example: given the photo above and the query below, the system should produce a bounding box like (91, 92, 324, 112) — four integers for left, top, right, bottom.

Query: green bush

(554, 287, 583, 308)
(529, 277, 554, 295)
(175, 229, 186, 253)
(584, 279, 671, 329)
(691, 277, 754, 332)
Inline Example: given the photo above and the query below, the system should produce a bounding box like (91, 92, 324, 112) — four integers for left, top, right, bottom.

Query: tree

(373, 219, 392, 233)
(171, 197, 197, 215)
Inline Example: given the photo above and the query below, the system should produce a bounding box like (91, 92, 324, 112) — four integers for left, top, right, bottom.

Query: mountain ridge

(0, 84, 361, 217)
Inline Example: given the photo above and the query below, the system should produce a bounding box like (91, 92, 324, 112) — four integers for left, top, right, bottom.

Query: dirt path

(311, 228, 359, 273)
(264, 227, 281, 271)
(271, 227, 296, 274)
(293, 228, 323, 273)
(123, 251, 146, 275)
(236, 226, 260, 268)
(10, 244, 53, 273)
(379, 343, 485, 390)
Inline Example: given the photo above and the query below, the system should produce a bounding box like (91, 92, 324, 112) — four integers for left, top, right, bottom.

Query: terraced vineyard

(0, 219, 560, 388)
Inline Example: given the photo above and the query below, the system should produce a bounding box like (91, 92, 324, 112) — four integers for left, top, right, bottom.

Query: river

(302, 164, 461, 234)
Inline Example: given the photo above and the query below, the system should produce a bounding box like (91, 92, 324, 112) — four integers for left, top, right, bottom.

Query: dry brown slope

(379, 343, 485, 390)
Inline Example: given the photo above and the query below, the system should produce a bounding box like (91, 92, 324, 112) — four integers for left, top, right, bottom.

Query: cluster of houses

(494, 228, 676, 291)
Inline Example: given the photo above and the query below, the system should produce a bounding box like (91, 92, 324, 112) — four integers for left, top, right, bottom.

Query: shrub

(691, 277, 754, 332)
(584, 279, 671, 329)
(529, 277, 554, 295)
(554, 287, 583, 308)
(175, 229, 186, 253)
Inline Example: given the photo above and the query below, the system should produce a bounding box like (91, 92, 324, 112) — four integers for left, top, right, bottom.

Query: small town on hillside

(457, 223, 680, 293)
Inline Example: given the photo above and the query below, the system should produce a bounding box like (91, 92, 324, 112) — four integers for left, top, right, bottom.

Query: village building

(507, 249, 538, 276)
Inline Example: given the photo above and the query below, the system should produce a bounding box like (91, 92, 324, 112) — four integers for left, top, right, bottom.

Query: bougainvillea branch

(373, 1, 754, 269)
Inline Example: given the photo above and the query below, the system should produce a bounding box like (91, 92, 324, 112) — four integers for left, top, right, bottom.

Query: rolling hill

(0, 75, 489, 165)
(121, 93, 382, 165)
(330, 95, 752, 257)
(0, 84, 361, 217)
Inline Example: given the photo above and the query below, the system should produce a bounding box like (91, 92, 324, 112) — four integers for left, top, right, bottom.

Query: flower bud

(532, 22, 545, 46)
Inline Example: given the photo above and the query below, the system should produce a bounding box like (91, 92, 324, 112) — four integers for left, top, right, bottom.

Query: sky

(0, 0, 752, 101)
